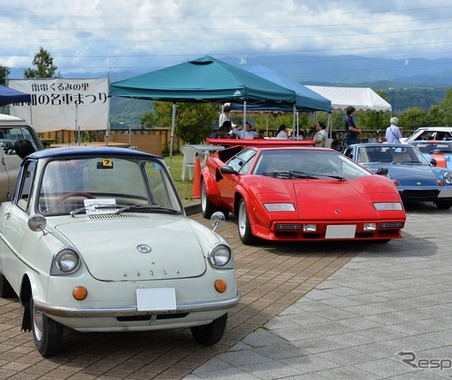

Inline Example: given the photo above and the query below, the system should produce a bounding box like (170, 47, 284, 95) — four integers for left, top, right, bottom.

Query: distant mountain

(8, 53, 452, 87)
(226, 54, 452, 88)
(6, 54, 452, 123)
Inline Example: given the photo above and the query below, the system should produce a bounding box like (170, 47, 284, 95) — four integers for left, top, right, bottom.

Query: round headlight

(209, 244, 232, 268)
(443, 171, 452, 184)
(55, 249, 80, 273)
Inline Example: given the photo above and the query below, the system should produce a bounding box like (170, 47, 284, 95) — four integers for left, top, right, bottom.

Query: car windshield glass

(254, 149, 370, 179)
(358, 146, 427, 165)
(37, 156, 183, 216)
(414, 142, 452, 153)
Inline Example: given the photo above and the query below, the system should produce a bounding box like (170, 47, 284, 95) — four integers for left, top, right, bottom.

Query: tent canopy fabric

(305, 85, 392, 112)
(109, 55, 297, 107)
(244, 66, 331, 112)
(0, 85, 31, 106)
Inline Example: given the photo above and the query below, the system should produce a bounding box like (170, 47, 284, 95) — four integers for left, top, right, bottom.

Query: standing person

(275, 124, 289, 139)
(344, 106, 363, 147)
(385, 117, 402, 144)
(313, 121, 327, 147)
(218, 104, 236, 129)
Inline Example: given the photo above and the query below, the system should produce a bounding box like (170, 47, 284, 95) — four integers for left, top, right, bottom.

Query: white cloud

(1, 0, 452, 75)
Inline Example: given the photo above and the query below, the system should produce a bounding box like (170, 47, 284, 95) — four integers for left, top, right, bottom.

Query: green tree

(24, 46, 58, 79)
(425, 104, 445, 126)
(399, 107, 428, 130)
(0, 65, 10, 85)
(141, 102, 218, 144)
(440, 88, 452, 126)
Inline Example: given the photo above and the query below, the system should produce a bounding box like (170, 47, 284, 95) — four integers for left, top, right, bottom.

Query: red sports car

(201, 145, 406, 245)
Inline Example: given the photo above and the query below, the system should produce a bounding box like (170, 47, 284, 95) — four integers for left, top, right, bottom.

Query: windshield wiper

(262, 170, 345, 181)
(115, 204, 179, 214)
(289, 170, 346, 181)
(70, 204, 120, 217)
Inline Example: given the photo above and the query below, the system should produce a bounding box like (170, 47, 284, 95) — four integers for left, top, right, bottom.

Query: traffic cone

(191, 156, 202, 199)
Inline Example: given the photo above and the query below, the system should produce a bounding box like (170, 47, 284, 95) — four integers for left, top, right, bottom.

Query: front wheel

(201, 180, 229, 219)
(30, 295, 64, 357)
(435, 200, 452, 209)
(201, 180, 216, 219)
(237, 199, 257, 245)
(191, 313, 227, 345)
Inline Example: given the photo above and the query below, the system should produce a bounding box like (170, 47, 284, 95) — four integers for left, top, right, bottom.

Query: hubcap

(33, 303, 44, 341)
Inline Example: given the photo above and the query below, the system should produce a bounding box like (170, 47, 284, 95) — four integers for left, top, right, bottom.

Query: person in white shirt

(236, 122, 258, 138)
(313, 121, 328, 147)
(275, 124, 289, 139)
(385, 117, 402, 144)
(218, 104, 236, 129)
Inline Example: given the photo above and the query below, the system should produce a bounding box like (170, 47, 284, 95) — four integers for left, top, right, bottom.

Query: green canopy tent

(109, 55, 297, 165)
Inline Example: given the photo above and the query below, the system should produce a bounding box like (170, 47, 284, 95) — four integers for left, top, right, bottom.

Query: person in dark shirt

(344, 106, 363, 147)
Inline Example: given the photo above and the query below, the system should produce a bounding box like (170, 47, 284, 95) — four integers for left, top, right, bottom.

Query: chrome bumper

(35, 292, 240, 318)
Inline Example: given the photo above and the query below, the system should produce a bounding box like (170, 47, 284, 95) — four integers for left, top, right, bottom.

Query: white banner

(8, 78, 109, 132)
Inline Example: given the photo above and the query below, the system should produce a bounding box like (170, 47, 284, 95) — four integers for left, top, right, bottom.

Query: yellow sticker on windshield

(97, 158, 113, 169)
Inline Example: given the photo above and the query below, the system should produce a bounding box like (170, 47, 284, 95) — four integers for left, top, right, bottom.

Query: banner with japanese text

(8, 78, 109, 132)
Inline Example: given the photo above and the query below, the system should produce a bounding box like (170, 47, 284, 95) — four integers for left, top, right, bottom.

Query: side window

(228, 149, 257, 172)
(16, 161, 36, 212)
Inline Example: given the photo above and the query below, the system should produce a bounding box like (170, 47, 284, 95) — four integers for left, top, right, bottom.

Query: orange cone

(191, 156, 202, 199)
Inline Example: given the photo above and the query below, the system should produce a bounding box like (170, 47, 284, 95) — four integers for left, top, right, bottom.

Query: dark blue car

(344, 143, 452, 209)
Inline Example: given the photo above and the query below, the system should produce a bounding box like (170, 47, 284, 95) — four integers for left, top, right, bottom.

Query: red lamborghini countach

(200, 145, 406, 245)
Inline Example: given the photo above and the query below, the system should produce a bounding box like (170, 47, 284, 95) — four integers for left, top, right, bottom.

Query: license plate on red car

(136, 288, 177, 311)
(325, 225, 356, 239)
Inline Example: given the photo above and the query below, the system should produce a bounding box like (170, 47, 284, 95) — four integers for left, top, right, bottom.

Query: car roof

(348, 143, 414, 148)
(27, 146, 162, 160)
(413, 126, 452, 131)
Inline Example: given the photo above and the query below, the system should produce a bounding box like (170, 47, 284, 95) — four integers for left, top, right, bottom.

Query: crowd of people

(212, 103, 404, 151)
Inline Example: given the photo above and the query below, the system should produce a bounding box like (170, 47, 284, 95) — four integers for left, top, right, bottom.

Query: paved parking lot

(0, 202, 451, 379)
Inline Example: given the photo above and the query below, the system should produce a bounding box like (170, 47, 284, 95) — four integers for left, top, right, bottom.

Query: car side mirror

(220, 165, 239, 175)
(376, 167, 388, 176)
(211, 211, 226, 232)
(28, 214, 48, 235)
(430, 158, 437, 166)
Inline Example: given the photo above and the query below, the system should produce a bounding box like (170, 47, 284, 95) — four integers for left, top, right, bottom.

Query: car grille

(401, 189, 439, 200)
(89, 214, 153, 220)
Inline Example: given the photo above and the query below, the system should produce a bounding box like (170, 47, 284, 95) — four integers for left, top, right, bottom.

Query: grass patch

(163, 153, 200, 206)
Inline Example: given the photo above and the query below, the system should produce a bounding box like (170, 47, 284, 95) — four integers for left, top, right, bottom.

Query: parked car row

(0, 118, 450, 358)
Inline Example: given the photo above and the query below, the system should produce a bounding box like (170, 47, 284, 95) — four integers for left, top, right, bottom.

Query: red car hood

(253, 176, 397, 220)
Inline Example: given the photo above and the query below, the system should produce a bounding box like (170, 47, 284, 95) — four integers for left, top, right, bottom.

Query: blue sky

(1, 0, 451, 76)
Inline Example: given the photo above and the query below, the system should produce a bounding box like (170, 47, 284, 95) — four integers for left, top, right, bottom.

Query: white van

(0, 114, 44, 202)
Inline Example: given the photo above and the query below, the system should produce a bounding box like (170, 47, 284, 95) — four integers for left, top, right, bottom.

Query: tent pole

(243, 101, 247, 127)
(169, 102, 176, 170)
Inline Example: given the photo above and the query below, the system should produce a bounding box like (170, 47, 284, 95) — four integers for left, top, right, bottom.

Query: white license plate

(136, 288, 176, 311)
(325, 225, 356, 239)
(437, 189, 452, 198)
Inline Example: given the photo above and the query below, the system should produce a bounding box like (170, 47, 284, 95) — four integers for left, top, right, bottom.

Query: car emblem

(416, 182, 422, 185)
(335, 210, 341, 214)
(136, 244, 152, 254)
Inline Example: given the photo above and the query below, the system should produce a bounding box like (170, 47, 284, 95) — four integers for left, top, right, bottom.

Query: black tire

(191, 313, 228, 345)
(30, 296, 64, 357)
(435, 200, 452, 209)
(201, 179, 216, 219)
(0, 273, 15, 298)
(237, 199, 257, 245)
(201, 180, 229, 219)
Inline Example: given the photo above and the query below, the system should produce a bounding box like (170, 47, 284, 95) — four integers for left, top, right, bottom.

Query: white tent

(305, 86, 392, 112)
